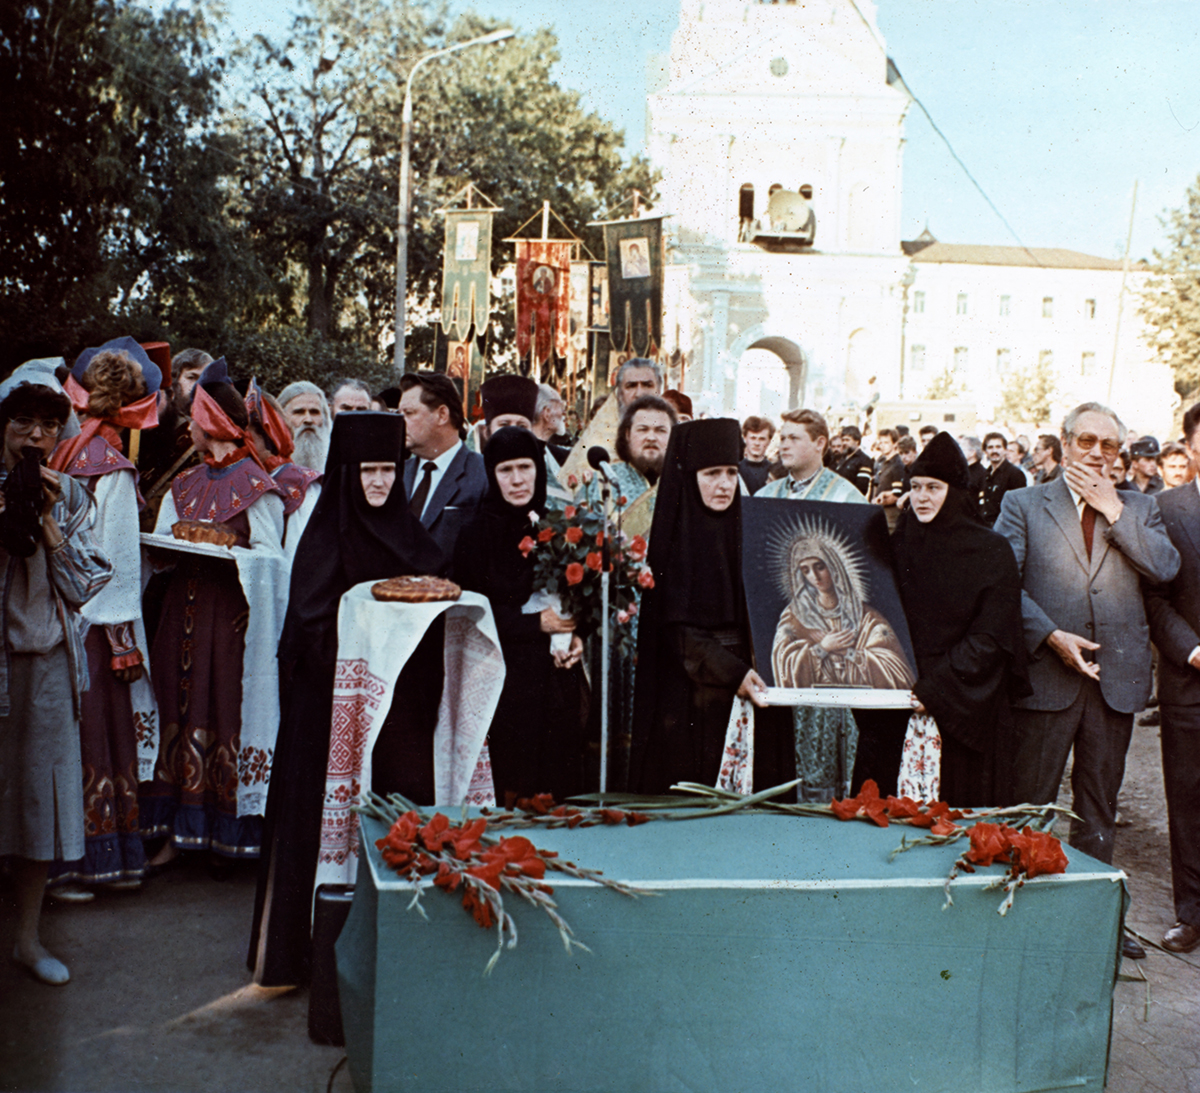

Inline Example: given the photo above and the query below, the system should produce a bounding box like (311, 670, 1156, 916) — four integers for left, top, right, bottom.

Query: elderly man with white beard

(278, 381, 332, 475)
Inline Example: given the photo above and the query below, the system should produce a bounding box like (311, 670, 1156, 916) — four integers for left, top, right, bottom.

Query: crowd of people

(3, 341, 1200, 993)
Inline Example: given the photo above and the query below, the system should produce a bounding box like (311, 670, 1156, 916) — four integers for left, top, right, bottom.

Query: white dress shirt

(411, 439, 463, 519)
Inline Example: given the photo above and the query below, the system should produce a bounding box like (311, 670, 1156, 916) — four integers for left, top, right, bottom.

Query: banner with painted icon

(515, 239, 571, 369)
(567, 260, 591, 393)
(444, 337, 485, 422)
(441, 210, 494, 341)
(603, 217, 662, 357)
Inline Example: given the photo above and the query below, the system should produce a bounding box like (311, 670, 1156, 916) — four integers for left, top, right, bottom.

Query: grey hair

(328, 376, 373, 401)
(279, 380, 330, 419)
(1061, 402, 1127, 443)
(959, 435, 982, 459)
(535, 383, 563, 416)
(614, 357, 663, 390)
(171, 348, 213, 375)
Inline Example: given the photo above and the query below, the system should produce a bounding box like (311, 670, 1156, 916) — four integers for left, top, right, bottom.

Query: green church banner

(441, 210, 494, 341)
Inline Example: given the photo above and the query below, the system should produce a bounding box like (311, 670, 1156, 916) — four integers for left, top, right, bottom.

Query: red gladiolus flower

(480, 836, 547, 881)
(564, 505, 576, 519)
(628, 535, 647, 561)
(518, 535, 536, 557)
(565, 562, 585, 585)
(830, 779, 889, 827)
(537, 527, 555, 543)
(884, 796, 923, 819)
(567, 474, 578, 489)
(433, 862, 462, 892)
(1009, 827, 1068, 878)
(638, 569, 655, 589)
(964, 822, 1013, 868)
(418, 813, 452, 851)
(462, 885, 495, 928)
(586, 551, 603, 571)
(518, 793, 556, 815)
(450, 818, 487, 860)
(596, 532, 605, 547)
(466, 858, 506, 891)
(618, 495, 628, 506)
(565, 526, 584, 544)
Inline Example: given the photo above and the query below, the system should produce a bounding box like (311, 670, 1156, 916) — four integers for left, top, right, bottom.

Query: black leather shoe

(1162, 921, 1200, 953)
(1122, 934, 1147, 960)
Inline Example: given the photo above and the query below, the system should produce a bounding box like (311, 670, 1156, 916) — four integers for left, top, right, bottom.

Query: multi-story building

(649, 0, 1173, 433)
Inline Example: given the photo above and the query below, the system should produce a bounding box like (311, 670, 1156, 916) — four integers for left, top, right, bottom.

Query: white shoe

(47, 884, 94, 903)
(12, 945, 70, 985)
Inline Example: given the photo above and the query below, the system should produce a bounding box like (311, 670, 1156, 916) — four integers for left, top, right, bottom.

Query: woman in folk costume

(248, 412, 443, 986)
(0, 362, 113, 984)
(888, 432, 1030, 806)
(45, 339, 161, 896)
(142, 361, 287, 867)
(453, 426, 588, 804)
(244, 377, 321, 563)
(630, 418, 793, 794)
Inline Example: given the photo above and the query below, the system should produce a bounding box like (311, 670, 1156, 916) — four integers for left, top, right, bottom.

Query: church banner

(515, 239, 571, 370)
(441, 210, 494, 341)
(567, 260, 591, 393)
(603, 217, 662, 358)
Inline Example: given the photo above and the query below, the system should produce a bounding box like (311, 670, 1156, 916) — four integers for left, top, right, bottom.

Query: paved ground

(1, 713, 1197, 1092)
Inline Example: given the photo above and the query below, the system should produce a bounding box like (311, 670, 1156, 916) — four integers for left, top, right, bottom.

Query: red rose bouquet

(520, 499, 653, 655)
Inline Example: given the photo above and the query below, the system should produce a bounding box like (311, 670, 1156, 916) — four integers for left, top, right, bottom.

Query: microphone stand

(599, 471, 612, 797)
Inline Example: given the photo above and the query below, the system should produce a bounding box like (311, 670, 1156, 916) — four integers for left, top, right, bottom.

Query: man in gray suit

(995, 403, 1179, 958)
(1144, 400, 1200, 953)
(398, 373, 487, 560)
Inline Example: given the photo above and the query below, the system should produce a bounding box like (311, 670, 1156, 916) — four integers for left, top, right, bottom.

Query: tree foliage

(0, 0, 657, 386)
(0, 0, 241, 367)
(1141, 175, 1200, 400)
(997, 354, 1056, 426)
(924, 368, 964, 400)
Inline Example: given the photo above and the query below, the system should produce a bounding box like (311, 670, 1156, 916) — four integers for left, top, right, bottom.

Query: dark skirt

(142, 555, 261, 856)
(49, 627, 147, 885)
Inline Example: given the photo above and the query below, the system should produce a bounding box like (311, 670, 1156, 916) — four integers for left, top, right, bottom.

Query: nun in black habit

(453, 426, 588, 805)
(630, 418, 794, 795)
(890, 431, 1031, 807)
(248, 412, 443, 987)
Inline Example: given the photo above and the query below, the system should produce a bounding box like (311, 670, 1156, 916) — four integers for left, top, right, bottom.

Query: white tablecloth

(315, 586, 504, 889)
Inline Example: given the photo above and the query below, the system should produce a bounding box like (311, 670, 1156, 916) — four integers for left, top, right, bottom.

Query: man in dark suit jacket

(835, 425, 873, 496)
(1144, 402, 1200, 953)
(994, 403, 1179, 954)
(979, 431, 1027, 525)
(398, 373, 487, 561)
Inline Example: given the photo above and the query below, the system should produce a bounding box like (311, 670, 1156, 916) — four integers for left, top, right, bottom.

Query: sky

(214, 0, 1200, 263)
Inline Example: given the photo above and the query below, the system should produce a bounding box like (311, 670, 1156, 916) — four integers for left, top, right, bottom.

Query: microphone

(587, 445, 621, 487)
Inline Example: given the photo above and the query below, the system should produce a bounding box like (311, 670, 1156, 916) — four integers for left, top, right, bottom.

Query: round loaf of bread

(371, 575, 462, 603)
(172, 520, 238, 548)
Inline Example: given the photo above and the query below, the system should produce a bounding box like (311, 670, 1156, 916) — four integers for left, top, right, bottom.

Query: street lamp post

(394, 28, 514, 376)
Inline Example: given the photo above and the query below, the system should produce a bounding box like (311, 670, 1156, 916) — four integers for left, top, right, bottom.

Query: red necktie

(1081, 504, 1096, 560)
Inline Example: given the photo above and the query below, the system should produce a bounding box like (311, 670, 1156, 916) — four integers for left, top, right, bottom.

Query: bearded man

(279, 381, 332, 474)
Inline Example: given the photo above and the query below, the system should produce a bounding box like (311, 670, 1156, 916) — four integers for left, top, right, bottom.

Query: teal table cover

(338, 813, 1125, 1092)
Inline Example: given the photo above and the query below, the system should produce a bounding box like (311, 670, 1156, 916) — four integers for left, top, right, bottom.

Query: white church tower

(649, 0, 912, 418)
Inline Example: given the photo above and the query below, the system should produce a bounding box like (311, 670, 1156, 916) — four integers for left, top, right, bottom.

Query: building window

(1042, 296, 1053, 319)
(956, 293, 968, 316)
(910, 344, 925, 372)
(738, 184, 755, 242)
(954, 346, 969, 371)
(913, 290, 925, 314)
(1085, 298, 1096, 319)
(999, 295, 1010, 317)
(996, 348, 1011, 374)
(1081, 351, 1096, 376)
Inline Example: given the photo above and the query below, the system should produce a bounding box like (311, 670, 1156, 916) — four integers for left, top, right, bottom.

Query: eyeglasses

(1070, 432, 1121, 457)
(8, 416, 64, 438)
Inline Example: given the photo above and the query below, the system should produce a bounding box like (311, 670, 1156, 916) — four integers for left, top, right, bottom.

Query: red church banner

(515, 240, 571, 369)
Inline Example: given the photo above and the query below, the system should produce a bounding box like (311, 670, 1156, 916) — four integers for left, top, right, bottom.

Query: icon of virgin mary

(771, 517, 914, 689)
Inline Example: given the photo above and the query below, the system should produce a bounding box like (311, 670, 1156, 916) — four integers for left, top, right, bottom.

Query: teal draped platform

(338, 813, 1125, 1093)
